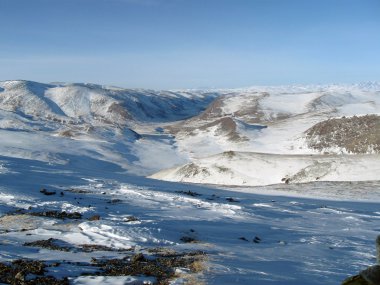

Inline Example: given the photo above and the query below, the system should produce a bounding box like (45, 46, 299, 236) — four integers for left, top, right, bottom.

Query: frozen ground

(1, 155, 380, 284)
(0, 80, 379, 284)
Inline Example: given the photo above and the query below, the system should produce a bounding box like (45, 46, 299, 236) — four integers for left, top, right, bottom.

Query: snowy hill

(149, 83, 380, 187)
(165, 84, 380, 159)
(0, 80, 216, 174)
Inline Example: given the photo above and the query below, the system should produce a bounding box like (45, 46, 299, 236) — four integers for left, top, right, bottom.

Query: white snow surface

(151, 152, 380, 186)
(0, 80, 379, 284)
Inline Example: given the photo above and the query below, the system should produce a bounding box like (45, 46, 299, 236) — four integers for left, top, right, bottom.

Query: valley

(0, 80, 379, 284)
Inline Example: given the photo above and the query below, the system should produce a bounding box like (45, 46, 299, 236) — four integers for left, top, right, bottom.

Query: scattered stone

(107, 199, 122, 204)
(25, 239, 131, 253)
(131, 253, 146, 263)
(0, 259, 69, 285)
(65, 188, 90, 194)
(29, 210, 82, 220)
(226, 197, 239, 203)
(88, 215, 100, 221)
(91, 250, 206, 285)
(29, 276, 69, 285)
(253, 236, 262, 243)
(80, 244, 126, 252)
(24, 238, 71, 252)
(180, 236, 197, 243)
(147, 248, 178, 257)
(40, 188, 56, 196)
(239, 237, 249, 242)
(207, 194, 220, 201)
(175, 190, 201, 197)
(123, 216, 139, 222)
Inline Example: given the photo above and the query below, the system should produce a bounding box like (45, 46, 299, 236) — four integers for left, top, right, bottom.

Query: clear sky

(0, 0, 379, 89)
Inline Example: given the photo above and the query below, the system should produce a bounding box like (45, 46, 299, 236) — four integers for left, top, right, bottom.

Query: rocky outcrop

(305, 115, 380, 154)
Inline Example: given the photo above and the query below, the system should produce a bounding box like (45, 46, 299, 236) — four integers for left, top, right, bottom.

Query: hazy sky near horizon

(0, 0, 379, 89)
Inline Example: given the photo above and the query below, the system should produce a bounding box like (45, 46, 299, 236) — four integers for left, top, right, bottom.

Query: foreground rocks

(0, 259, 69, 285)
(0, 249, 206, 285)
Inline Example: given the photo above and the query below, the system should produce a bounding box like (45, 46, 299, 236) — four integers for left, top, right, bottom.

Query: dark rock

(91, 249, 206, 284)
(29, 211, 82, 220)
(124, 216, 139, 222)
(226, 197, 239, 203)
(66, 189, 90, 194)
(80, 244, 125, 252)
(24, 238, 71, 252)
(88, 215, 100, 221)
(175, 190, 202, 197)
(253, 236, 262, 243)
(0, 259, 68, 284)
(40, 188, 56, 196)
(131, 253, 146, 263)
(107, 199, 122, 204)
(180, 236, 197, 243)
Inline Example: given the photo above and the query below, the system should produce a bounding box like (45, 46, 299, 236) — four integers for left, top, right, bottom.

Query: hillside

(151, 83, 380, 187)
(0, 80, 216, 174)
(305, 114, 380, 154)
(165, 84, 380, 159)
(150, 151, 380, 186)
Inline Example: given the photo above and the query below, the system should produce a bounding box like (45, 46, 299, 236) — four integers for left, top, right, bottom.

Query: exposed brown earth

(305, 114, 380, 153)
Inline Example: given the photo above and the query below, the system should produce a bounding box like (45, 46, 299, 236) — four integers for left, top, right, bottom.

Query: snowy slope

(150, 151, 380, 186)
(0, 155, 380, 284)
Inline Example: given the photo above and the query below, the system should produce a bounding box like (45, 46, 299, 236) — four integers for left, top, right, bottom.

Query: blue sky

(0, 0, 379, 89)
